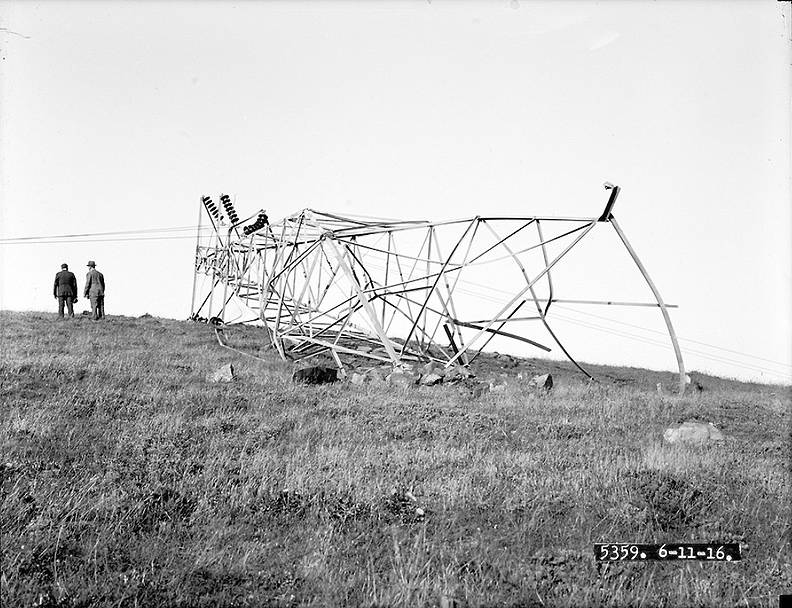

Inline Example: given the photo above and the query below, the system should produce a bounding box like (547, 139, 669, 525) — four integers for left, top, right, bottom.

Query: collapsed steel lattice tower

(190, 184, 687, 393)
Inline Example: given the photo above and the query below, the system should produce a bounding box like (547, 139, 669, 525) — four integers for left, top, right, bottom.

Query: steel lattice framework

(190, 184, 687, 393)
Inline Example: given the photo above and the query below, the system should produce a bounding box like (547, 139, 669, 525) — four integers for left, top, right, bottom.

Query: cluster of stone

(346, 360, 555, 399)
(208, 357, 556, 398)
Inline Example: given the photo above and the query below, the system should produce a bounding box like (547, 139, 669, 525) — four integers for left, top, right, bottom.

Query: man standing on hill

(53, 263, 78, 319)
(84, 260, 106, 320)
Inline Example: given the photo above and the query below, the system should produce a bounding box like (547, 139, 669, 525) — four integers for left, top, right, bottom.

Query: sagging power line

(0, 225, 205, 242)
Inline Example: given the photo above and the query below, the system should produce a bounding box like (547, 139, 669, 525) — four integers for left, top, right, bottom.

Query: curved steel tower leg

(609, 217, 686, 394)
(483, 219, 595, 380)
(535, 220, 595, 381)
(539, 320, 595, 380)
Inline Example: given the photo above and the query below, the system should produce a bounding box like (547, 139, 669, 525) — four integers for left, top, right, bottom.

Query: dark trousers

(58, 296, 74, 318)
(90, 295, 105, 320)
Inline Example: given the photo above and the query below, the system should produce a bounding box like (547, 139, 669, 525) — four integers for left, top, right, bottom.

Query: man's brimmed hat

(87, 260, 96, 267)
(61, 263, 68, 269)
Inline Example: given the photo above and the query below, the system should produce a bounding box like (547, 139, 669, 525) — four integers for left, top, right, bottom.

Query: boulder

(527, 373, 553, 390)
(350, 372, 366, 386)
(206, 363, 235, 383)
(663, 421, 725, 444)
(488, 381, 508, 393)
(386, 371, 418, 387)
(419, 373, 444, 386)
(292, 366, 338, 385)
(445, 365, 473, 382)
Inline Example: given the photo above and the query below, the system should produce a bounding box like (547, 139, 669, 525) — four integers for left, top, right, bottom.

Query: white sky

(1, 1, 790, 384)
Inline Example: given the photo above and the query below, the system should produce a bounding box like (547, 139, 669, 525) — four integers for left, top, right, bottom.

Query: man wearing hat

(53, 263, 78, 318)
(84, 260, 106, 320)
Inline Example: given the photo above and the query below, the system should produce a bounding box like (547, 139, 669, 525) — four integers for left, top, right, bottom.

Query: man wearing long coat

(53, 263, 78, 318)
(84, 260, 106, 320)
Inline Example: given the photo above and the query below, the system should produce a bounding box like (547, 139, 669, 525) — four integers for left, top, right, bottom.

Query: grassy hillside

(1, 311, 790, 607)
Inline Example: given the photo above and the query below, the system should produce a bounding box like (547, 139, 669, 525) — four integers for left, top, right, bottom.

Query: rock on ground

(348, 369, 385, 385)
(663, 421, 725, 444)
(527, 373, 553, 390)
(488, 381, 508, 393)
(386, 370, 419, 387)
(419, 372, 444, 386)
(292, 366, 338, 385)
(444, 365, 473, 382)
(206, 363, 235, 383)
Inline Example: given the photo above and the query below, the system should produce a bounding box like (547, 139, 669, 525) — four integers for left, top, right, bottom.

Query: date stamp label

(594, 543, 741, 562)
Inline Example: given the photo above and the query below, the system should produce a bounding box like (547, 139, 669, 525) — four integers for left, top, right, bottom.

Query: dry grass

(1, 310, 790, 607)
